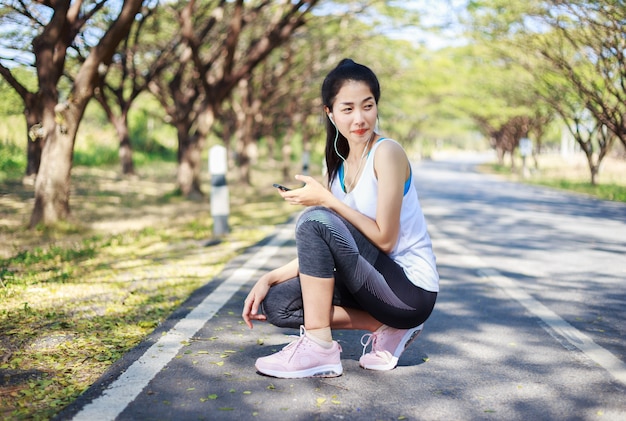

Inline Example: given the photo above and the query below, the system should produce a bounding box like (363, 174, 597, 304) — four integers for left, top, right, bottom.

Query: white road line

(479, 267, 626, 387)
(431, 226, 626, 387)
(72, 227, 293, 421)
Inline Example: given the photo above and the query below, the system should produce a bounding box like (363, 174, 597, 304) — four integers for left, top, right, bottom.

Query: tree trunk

(29, 103, 81, 227)
(281, 129, 293, 181)
(236, 135, 251, 185)
(25, 107, 44, 183)
(28, 0, 144, 227)
(96, 85, 136, 176)
(266, 134, 276, 166)
(496, 147, 505, 165)
(590, 167, 597, 185)
(112, 113, 135, 175)
(237, 104, 257, 185)
(175, 122, 204, 198)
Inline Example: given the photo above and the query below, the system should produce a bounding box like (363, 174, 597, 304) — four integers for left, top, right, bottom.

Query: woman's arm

(242, 258, 299, 329)
(288, 141, 409, 253)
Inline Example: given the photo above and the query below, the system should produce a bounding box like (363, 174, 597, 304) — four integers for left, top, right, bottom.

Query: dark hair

(321, 59, 381, 187)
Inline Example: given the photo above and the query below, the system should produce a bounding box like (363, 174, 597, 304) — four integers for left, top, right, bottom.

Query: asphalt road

(57, 153, 626, 421)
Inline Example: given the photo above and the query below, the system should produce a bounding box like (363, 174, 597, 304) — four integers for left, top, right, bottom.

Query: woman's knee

(261, 279, 304, 329)
(261, 300, 303, 328)
(296, 207, 341, 238)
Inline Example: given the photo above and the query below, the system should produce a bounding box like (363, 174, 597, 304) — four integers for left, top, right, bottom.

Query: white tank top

(330, 138, 439, 292)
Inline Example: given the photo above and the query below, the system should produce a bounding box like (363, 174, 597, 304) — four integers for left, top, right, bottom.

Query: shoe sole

(256, 363, 343, 379)
(360, 325, 424, 371)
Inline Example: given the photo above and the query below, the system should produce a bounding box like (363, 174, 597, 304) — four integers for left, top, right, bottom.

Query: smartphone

(272, 183, 291, 192)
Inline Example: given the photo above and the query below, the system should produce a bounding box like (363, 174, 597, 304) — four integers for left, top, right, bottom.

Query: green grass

(0, 140, 26, 181)
(481, 154, 626, 203)
(533, 179, 626, 202)
(0, 157, 298, 420)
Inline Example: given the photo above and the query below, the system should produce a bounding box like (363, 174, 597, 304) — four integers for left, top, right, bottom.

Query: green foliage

(0, 78, 23, 116)
(0, 67, 36, 116)
(0, 115, 26, 179)
(0, 140, 26, 181)
(73, 144, 119, 167)
(128, 106, 177, 162)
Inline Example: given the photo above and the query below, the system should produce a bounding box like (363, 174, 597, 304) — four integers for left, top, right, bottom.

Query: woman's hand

(242, 258, 299, 329)
(278, 175, 334, 207)
(242, 276, 271, 329)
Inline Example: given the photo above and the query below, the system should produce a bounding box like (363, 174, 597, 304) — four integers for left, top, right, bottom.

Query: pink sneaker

(255, 326, 343, 378)
(359, 324, 423, 371)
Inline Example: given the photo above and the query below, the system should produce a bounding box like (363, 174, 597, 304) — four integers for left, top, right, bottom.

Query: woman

(242, 59, 438, 378)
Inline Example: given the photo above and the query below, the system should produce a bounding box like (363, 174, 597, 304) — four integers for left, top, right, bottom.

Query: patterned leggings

(261, 207, 437, 329)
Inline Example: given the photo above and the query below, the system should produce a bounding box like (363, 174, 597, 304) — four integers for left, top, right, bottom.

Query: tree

(148, 0, 319, 197)
(438, 41, 552, 167)
(227, 12, 353, 183)
(92, 0, 162, 175)
(465, 0, 625, 182)
(227, 3, 426, 182)
(0, 0, 146, 227)
(537, 68, 614, 184)
(536, 1, 626, 151)
(528, 1, 625, 183)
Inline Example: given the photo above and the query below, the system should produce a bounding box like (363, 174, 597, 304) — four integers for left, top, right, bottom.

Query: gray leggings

(261, 207, 437, 330)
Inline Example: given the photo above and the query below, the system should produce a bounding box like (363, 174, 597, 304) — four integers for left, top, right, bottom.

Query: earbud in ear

(328, 113, 335, 124)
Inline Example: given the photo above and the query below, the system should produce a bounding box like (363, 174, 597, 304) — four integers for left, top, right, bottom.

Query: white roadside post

(520, 137, 532, 179)
(209, 145, 229, 237)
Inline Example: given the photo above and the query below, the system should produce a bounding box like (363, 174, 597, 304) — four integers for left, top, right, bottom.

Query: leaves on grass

(0, 163, 296, 420)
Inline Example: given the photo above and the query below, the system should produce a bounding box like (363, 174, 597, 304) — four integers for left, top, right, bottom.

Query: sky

(385, 0, 469, 49)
